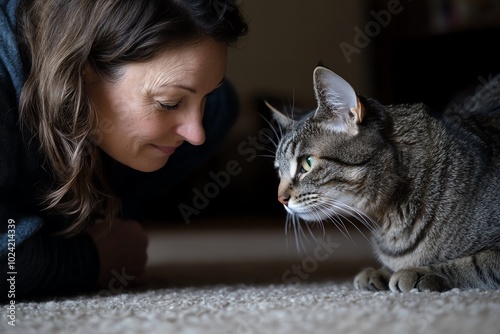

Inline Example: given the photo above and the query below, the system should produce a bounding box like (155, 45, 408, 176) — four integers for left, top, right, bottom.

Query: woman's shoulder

(1, 0, 24, 101)
(1, 0, 24, 154)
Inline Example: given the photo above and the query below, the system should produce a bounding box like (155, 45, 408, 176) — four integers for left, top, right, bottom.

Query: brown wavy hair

(17, 0, 248, 236)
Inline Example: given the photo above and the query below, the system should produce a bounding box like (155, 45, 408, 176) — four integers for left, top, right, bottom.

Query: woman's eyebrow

(158, 77, 225, 94)
(170, 84, 196, 94)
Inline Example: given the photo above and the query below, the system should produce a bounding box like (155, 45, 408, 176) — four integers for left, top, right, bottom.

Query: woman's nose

(176, 110, 206, 146)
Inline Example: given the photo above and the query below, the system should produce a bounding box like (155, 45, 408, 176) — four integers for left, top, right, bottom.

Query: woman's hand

(86, 219, 148, 290)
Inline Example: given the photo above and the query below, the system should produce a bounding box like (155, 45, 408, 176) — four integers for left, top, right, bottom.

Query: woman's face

(86, 38, 228, 172)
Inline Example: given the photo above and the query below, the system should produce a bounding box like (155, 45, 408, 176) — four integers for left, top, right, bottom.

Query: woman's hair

(17, 0, 248, 236)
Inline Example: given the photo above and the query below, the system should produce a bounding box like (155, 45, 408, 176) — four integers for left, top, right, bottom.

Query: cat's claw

(354, 267, 391, 291)
(389, 268, 450, 292)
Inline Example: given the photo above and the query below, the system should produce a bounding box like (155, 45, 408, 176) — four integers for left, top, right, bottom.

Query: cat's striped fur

(272, 66, 500, 292)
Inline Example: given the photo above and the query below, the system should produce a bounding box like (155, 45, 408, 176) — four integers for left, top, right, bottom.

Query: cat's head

(271, 66, 398, 222)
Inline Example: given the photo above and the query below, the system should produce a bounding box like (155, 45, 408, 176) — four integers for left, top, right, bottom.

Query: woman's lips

(152, 145, 177, 155)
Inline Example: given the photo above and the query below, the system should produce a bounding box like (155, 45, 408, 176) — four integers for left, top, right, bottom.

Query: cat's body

(272, 67, 500, 292)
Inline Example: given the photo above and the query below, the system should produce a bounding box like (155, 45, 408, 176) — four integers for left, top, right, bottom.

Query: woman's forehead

(126, 39, 228, 93)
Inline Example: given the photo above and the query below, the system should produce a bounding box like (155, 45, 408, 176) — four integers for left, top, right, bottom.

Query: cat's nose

(278, 196, 290, 206)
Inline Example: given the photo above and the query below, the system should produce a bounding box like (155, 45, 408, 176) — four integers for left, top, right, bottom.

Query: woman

(0, 0, 247, 299)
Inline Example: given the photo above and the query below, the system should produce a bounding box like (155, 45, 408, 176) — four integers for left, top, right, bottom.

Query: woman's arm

(0, 226, 100, 300)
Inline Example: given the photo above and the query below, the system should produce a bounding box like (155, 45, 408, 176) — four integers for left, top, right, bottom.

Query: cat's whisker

(256, 154, 276, 159)
(332, 201, 378, 234)
(304, 220, 319, 245)
(259, 131, 280, 151)
(257, 112, 282, 147)
(317, 211, 348, 239)
(285, 213, 297, 252)
(324, 204, 373, 235)
(316, 199, 373, 245)
(286, 213, 306, 255)
(315, 204, 357, 245)
(320, 198, 377, 234)
(296, 217, 313, 253)
(330, 215, 355, 243)
(316, 218, 327, 239)
(289, 88, 296, 120)
(277, 116, 285, 139)
(284, 213, 291, 250)
(305, 210, 328, 246)
(259, 145, 278, 156)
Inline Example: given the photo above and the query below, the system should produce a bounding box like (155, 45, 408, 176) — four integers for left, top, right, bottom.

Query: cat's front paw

(389, 268, 450, 292)
(354, 267, 391, 291)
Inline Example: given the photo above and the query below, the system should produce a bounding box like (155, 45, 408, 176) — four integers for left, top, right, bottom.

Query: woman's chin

(127, 156, 169, 173)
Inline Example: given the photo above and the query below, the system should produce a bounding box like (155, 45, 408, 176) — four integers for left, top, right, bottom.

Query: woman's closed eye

(158, 101, 181, 111)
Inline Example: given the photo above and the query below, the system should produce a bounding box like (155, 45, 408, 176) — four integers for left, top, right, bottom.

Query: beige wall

(226, 0, 374, 136)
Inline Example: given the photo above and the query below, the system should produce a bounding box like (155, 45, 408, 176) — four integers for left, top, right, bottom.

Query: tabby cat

(271, 66, 500, 292)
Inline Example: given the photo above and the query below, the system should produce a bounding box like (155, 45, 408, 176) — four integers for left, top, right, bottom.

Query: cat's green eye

(301, 156, 314, 173)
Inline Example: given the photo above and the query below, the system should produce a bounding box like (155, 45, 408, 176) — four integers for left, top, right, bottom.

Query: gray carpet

(3, 221, 500, 334)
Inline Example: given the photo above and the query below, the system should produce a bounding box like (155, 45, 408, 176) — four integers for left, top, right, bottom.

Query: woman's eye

(158, 102, 180, 111)
(300, 156, 314, 173)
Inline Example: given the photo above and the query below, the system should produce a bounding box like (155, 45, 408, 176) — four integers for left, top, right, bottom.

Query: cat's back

(437, 74, 500, 231)
(441, 74, 500, 161)
(444, 73, 500, 128)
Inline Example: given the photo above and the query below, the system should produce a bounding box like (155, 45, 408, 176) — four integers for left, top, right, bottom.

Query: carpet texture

(2, 222, 500, 334)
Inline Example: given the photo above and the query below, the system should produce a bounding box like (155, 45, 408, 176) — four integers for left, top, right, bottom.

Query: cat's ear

(265, 100, 295, 128)
(313, 66, 365, 134)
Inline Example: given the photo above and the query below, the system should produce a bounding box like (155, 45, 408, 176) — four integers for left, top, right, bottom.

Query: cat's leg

(354, 267, 392, 291)
(389, 248, 500, 292)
